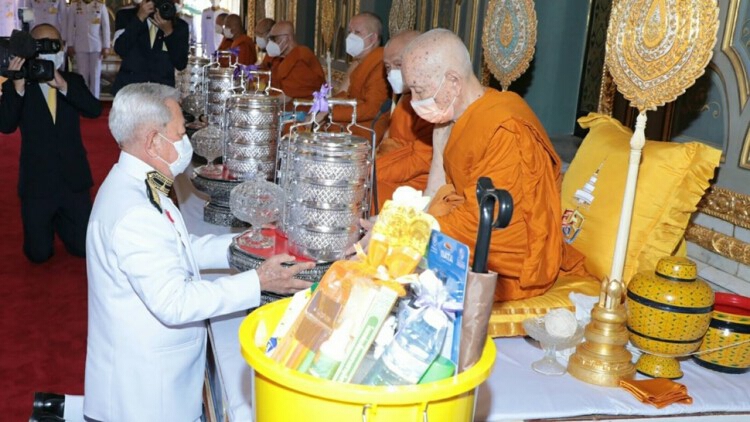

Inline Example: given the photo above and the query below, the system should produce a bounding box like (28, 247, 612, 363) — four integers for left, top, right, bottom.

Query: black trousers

(20, 188, 92, 263)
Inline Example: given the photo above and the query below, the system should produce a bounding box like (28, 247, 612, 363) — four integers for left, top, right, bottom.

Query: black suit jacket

(112, 17, 189, 95)
(115, 6, 138, 31)
(0, 72, 102, 198)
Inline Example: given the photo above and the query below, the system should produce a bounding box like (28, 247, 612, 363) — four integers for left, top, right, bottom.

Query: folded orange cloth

(619, 378, 693, 409)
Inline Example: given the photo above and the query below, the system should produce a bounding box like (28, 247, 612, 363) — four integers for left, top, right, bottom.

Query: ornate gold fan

(321, 0, 335, 51)
(481, 0, 537, 91)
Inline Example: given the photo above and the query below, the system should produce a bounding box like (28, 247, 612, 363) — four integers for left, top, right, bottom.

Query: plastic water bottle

(362, 307, 448, 386)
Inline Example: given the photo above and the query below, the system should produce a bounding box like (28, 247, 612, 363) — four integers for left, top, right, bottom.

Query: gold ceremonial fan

(388, 0, 417, 37)
(482, 0, 537, 91)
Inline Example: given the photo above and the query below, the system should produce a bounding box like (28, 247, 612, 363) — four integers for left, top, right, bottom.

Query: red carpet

(0, 103, 120, 420)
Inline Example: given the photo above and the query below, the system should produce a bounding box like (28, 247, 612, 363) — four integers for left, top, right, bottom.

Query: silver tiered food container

(176, 47, 210, 114)
(224, 72, 283, 181)
(278, 98, 376, 262)
(189, 56, 246, 226)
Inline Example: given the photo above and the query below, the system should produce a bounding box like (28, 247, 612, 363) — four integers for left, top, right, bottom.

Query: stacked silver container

(223, 70, 282, 181)
(278, 99, 375, 261)
(175, 48, 209, 116)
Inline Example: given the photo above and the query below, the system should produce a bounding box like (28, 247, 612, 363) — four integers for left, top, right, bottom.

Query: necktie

(47, 87, 57, 123)
(149, 23, 158, 47)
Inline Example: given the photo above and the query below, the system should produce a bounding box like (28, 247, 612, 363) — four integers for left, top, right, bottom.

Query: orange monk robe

(229, 34, 257, 66)
(433, 89, 587, 302)
(270, 45, 326, 100)
(375, 93, 433, 210)
(331, 47, 390, 144)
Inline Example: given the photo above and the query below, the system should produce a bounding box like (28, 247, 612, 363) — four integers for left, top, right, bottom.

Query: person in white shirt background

(65, 0, 110, 98)
(200, 0, 226, 57)
(24, 0, 67, 36)
(1, 0, 22, 36)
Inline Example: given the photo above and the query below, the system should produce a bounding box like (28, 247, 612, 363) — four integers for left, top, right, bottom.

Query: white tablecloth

(176, 173, 750, 422)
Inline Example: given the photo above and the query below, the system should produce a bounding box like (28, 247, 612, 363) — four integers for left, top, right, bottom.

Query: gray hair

(109, 83, 180, 146)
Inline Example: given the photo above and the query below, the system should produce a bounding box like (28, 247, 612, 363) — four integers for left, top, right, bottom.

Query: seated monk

(401, 29, 588, 302)
(265, 21, 326, 105)
(255, 17, 276, 68)
(375, 30, 433, 210)
(219, 14, 256, 65)
(326, 12, 390, 143)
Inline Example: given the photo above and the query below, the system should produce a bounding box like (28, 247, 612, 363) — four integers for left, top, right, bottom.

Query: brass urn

(626, 256, 714, 378)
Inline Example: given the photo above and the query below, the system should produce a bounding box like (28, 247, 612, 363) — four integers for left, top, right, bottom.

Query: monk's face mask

(346, 32, 375, 57)
(411, 75, 458, 124)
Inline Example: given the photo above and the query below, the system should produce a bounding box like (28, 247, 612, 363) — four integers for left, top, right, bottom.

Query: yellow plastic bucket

(239, 298, 496, 422)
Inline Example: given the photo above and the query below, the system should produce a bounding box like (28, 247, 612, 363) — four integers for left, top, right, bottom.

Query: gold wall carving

(685, 223, 750, 266)
(697, 186, 750, 229)
(388, 0, 417, 36)
(721, 0, 749, 110)
(741, 124, 750, 170)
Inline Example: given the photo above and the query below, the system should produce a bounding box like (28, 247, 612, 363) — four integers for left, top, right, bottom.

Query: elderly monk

(329, 12, 390, 143)
(401, 29, 587, 301)
(375, 30, 433, 210)
(255, 17, 276, 65)
(265, 21, 325, 103)
(218, 14, 256, 65)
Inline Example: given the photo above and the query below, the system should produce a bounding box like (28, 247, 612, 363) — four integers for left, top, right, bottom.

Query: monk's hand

(427, 184, 465, 217)
(256, 254, 315, 295)
(376, 137, 405, 156)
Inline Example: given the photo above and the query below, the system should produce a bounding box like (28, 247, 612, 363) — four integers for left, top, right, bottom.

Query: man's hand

(101, 48, 109, 59)
(137, 0, 154, 21)
(67, 46, 76, 57)
(47, 69, 68, 93)
(8, 56, 26, 93)
(152, 11, 174, 36)
(256, 254, 315, 295)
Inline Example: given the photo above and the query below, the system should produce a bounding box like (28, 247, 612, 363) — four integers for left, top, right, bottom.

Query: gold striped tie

(47, 87, 57, 123)
(149, 23, 158, 47)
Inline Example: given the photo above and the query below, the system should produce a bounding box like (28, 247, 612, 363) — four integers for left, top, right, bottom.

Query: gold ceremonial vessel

(626, 256, 714, 378)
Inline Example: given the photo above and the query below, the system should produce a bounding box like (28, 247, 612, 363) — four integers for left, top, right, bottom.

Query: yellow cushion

(561, 113, 721, 284)
(489, 274, 600, 337)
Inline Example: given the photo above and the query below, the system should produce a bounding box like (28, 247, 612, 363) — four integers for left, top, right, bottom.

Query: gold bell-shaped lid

(655, 256, 697, 282)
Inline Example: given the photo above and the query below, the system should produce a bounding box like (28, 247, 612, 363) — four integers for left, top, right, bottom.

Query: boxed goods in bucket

(260, 187, 492, 386)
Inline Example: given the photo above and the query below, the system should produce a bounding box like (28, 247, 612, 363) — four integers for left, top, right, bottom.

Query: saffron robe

(217, 34, 256, 65)
(375, 93, 433, 210)
(433, 89, 586, 301)
(331, 47, 390, 144)
(271, 45, 326, 100)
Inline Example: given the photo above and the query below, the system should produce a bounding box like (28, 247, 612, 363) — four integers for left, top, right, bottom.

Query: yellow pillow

(561, 113, 721, 285)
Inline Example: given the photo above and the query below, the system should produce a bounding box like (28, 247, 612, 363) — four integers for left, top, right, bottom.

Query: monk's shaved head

(255, 18, 275, 36)
(402, 28, 483, 122)
(402, 28, 472, 87)
(225, 14, 243, 33)
(270, 21, 295, 39)
(350, 12, 383, 39)
(384, 30, 420, 72)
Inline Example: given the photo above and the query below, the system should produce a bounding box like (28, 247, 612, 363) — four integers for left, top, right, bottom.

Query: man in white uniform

(200, 0, 225, 56)
(24, 0, 66, 35)
(1, 0, 21, 36)
(83, 83, 313, 422)
(65, 0, 109, 98)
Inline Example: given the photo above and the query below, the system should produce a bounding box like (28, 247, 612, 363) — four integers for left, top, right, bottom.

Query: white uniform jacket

(66, 0, 110, 53)
(84, 152, 261, 422)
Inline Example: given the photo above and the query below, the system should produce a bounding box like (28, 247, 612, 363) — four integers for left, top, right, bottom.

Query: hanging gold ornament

(482, 0, 537, 91)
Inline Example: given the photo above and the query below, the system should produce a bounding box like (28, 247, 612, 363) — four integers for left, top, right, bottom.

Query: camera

(153, 0, 177, 21)
(0, 30, 61, 82)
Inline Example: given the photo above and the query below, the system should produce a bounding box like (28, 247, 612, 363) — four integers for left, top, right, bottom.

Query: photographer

(0, 24, 101, 263)
(111, 0, 189, 95)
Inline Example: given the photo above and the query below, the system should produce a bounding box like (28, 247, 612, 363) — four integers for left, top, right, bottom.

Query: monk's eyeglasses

(268, 34, 289, 42)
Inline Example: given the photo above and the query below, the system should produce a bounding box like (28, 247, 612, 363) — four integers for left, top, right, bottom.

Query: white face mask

(133, 0, 142, 4)
(223, 27, 233, 38)
(214, 24, 223, 34)
(265, 40, 281, 57)
(210, 0, 221, 7)
(39, 51, 65, 70)
(157, 133, 193, 176)
(410, 76, 457, 124)
(387, 69, 404, 94)
(175, 3, 183, 13)
(256, 36, 267, 49)
(345, 32, 373, 57)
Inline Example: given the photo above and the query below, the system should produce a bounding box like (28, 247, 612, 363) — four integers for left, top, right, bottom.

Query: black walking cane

(459, 177, 513, 371)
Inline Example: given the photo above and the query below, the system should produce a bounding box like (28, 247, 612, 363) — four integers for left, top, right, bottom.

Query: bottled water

(363, 307, 448, 386)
